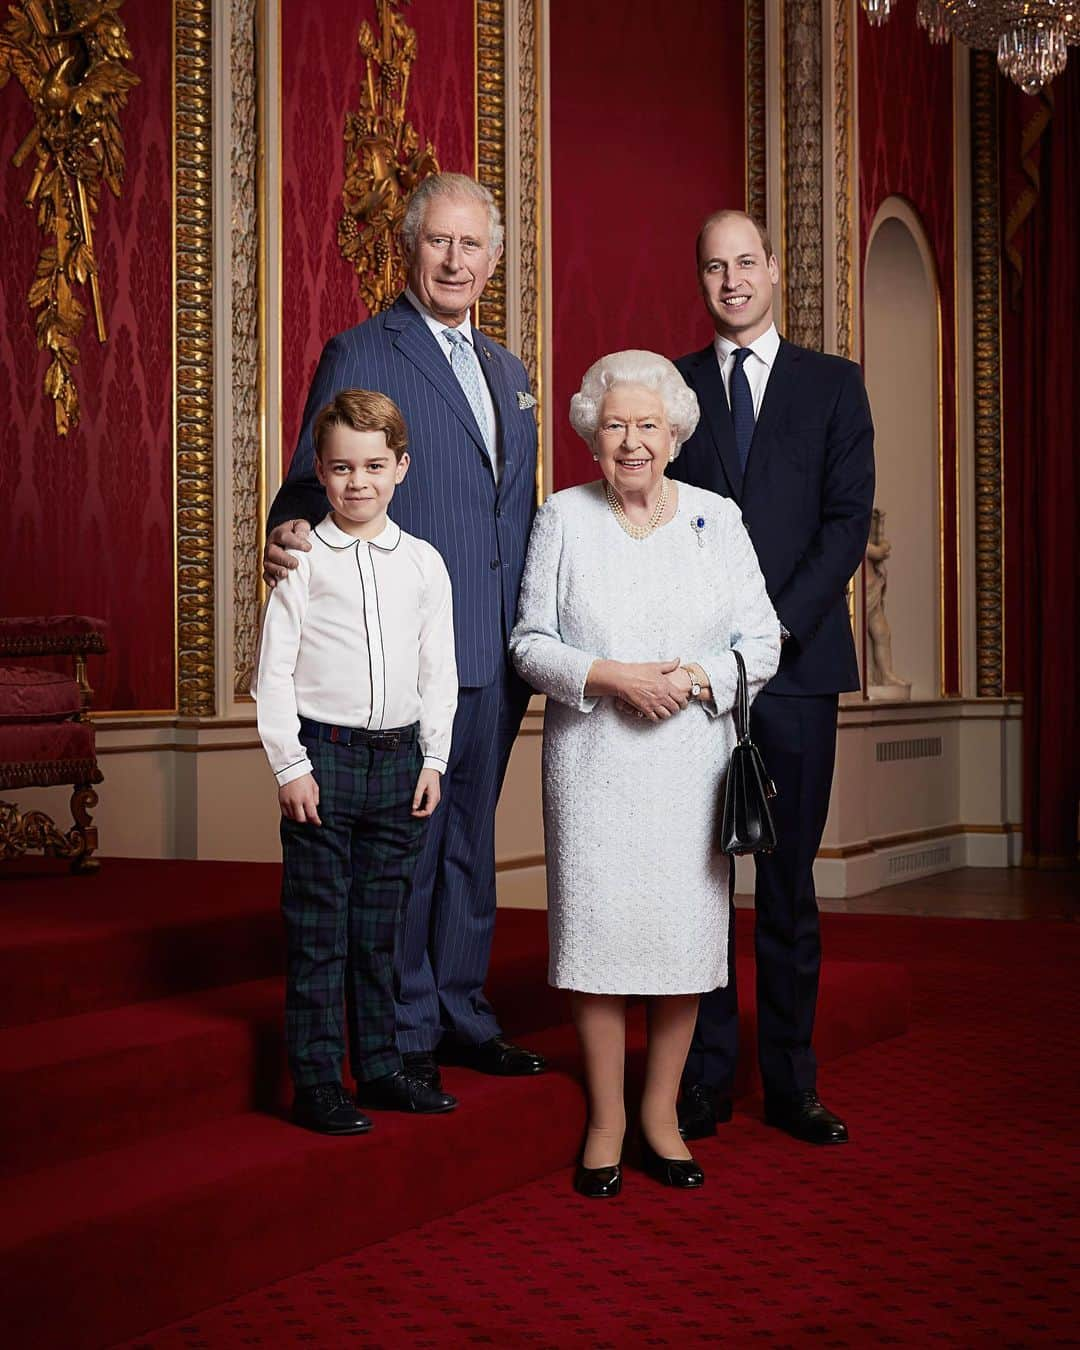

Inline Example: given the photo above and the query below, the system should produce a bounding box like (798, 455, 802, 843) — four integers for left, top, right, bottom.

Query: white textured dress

(510, 480, 780, 995)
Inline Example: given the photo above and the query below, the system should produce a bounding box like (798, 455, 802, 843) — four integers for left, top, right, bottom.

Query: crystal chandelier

(940, 1, 1077, 93)
(863, 0, 894, 24)
(916, 0, 950, 44)
(860, 0, 1079, 94)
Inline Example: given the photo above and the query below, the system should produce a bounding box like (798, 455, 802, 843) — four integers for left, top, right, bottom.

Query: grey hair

(400, 173, 505, 255)
(569, 350, 701, 455)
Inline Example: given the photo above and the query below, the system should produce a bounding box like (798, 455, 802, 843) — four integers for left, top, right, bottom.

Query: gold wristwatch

(683, 664, 704, 699)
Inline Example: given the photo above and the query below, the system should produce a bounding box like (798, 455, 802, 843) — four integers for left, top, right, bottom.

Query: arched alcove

(863, 201, 942, 700)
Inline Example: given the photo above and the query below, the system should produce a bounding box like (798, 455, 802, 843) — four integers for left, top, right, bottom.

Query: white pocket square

(517, 391, 537, 410)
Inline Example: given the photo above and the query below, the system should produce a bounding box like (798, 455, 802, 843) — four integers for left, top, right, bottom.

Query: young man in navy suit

(669, 210, 875, 1145)
(264, 175, 546, 1104)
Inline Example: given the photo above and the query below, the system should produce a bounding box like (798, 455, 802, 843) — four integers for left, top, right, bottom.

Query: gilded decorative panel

(174, 0, 215, 717)
(970, 52, 1003, 699)
(783, 0, 825, 352)
(832, 0, 856, 359)
(746, 0, 767, 223)
(231, 0, 263, 699)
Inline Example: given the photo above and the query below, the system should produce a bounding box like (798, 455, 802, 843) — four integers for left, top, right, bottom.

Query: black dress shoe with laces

(401, 1050, 441, 1089)
(292, 1083, 373, 1135)
(764, 1090, 848, 1145)
(640, 1136, 705, 1189)
(677, 1082, 734, 1140)
(573, 1163, 623, 1198)
(355, 1070, 457, 1114)
(440, 1036, 547, 1076)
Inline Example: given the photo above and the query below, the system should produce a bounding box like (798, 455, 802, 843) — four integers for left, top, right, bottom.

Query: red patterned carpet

(112, 909, 1079, 1349)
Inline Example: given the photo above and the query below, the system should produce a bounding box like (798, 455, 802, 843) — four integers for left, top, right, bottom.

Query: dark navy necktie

(730, 346, 755, 473)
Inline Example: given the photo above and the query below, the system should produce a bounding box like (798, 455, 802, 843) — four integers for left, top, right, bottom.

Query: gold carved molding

(832, 0, 856, 359)
(0, 0, 140, 434)
(0, 787, 101, 870)
(478, 0, 541, 493)
(475, 0, 506, 345)
(174, 0, 215, 717)
(231, 0, 262, 699)
(745, 0, 766, 223)
(783, 0, 825, 352)
(516, 0, 541, 407)
(970, 52, 1003, 698)
(337, 1, 439, 313)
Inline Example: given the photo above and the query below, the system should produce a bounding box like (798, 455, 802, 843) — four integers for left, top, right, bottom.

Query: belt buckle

(381, 732, 400, 751)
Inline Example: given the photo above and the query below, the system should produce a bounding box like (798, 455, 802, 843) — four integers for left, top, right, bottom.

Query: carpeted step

(0, 979, 288, 1174)
(0, 859, 285, 1028)
(4, 958, 909, 1350)
(0, 859, 561, 1029)
(4, 1020, 591, 1350)
(0, 951, 909, 1175)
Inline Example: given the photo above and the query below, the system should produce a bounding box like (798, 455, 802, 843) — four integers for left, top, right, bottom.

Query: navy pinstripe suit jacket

(269, 295, 538, 687)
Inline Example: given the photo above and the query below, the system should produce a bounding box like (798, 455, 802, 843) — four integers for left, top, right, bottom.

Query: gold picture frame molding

(174, 0, 215, 718)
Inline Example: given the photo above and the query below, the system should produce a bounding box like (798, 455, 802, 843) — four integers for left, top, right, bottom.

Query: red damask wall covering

(548, 0, 747, 489)
(0, 3, 174, 712)
(858, 0, 959, 694)
(280, 0, 476, 464)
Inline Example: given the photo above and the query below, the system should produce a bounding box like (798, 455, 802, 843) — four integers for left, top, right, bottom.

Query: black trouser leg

(751, 692, 838, 1098)
(684, 691, 839, 1098)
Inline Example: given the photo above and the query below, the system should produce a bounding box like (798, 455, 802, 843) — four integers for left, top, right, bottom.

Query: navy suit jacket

(670, 338, 875, 696)
(268, 295, 538, 687)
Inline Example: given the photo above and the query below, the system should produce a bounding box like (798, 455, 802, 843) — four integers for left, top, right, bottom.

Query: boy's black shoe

(292, 1083, 373, 1135)
(356, 1069, 457, 1114)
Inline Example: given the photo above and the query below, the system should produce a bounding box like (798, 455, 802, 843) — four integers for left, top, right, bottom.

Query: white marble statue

(865, 507, 911, 700)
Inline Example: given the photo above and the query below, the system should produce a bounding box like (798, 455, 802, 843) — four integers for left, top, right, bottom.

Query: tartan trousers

(280, 723, 427, 1088)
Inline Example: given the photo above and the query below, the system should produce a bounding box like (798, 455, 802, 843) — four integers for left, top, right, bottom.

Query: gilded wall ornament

(337, 0, 439, 313)
(0, 0, 139, 434)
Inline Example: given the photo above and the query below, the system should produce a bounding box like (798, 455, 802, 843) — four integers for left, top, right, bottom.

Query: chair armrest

(0, 616, 109, 658)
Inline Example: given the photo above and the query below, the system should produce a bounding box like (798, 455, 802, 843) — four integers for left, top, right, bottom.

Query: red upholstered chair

(0, 616, 108, 873)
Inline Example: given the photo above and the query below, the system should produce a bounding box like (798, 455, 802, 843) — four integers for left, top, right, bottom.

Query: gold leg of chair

(69, 782, 101, 874)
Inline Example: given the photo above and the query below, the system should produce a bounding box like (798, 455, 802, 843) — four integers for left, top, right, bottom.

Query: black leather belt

(298, 717, 419, 751)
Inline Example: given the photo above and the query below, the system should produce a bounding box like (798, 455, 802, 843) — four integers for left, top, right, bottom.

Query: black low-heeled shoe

(573, 1162, 623, 1198)
(640, 1136, 705, 1189)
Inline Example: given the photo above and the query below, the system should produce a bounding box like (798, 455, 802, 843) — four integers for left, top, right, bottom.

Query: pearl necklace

(604, 479, 668, 540)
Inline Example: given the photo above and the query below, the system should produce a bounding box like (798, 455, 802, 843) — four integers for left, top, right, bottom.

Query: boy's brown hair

(313, 389, 409, 461)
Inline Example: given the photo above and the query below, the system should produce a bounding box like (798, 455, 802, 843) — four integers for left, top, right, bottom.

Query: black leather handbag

(720, 650, 778, 855)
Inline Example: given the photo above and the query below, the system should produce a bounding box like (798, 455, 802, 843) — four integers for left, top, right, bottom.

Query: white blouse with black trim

(252, 514, 458, 787)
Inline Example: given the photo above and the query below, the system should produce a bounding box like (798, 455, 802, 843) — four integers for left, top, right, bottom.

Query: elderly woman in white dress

(510, 351, 780, 1198)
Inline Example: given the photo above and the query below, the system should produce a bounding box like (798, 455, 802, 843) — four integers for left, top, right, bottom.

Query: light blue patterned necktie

(442, 327, 498, 479)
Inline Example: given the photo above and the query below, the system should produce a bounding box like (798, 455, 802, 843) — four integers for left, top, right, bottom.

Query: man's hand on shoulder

(264, 519, 313, 588)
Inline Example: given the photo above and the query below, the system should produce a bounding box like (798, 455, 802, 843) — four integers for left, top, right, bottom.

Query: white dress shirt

(404, 287, 500, 476)
(252, 514, 458, 786)
(713, 322, 790, 640)
(713, 322, 781, 419)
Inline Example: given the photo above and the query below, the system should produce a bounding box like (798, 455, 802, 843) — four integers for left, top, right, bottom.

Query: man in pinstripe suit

(264, 174, 546, 1089)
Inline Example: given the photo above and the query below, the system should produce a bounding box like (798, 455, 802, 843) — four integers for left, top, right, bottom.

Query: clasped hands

(585, 658, 697, 723)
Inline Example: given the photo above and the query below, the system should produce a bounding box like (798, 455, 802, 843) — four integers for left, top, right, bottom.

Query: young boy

(253, 389, 459, 1133)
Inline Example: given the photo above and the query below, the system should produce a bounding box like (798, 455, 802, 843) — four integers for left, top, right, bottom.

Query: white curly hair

(568, 350, 700, 456)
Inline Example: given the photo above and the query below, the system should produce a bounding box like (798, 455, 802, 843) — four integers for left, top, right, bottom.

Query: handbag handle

(732, 648, 750, 744)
